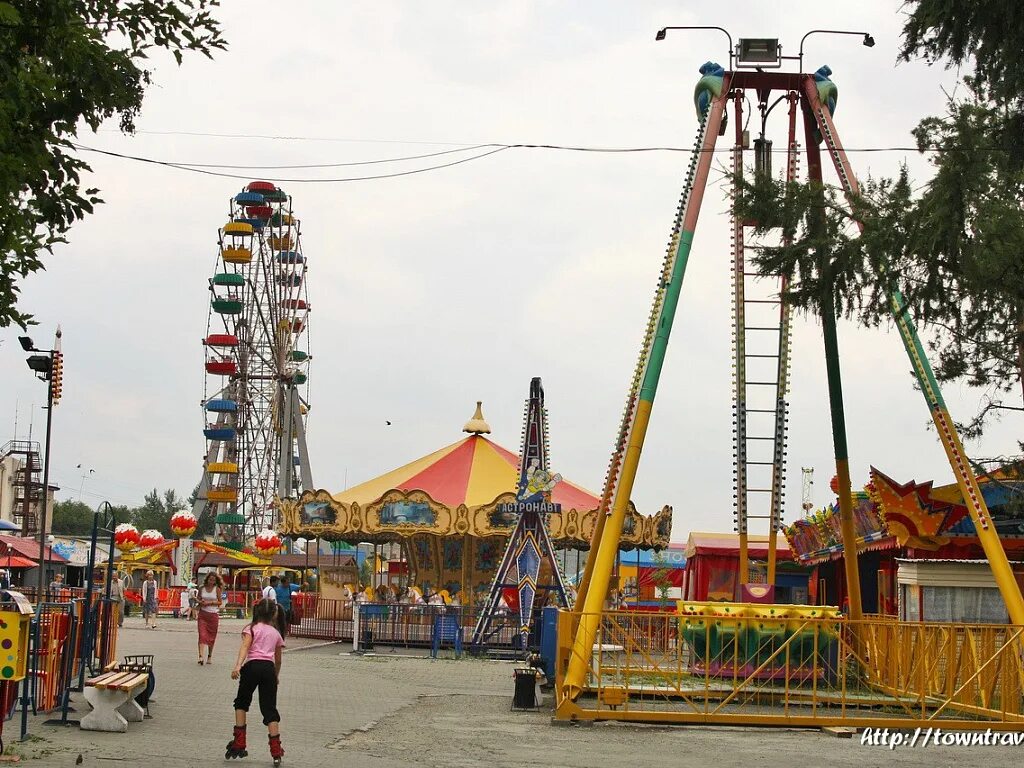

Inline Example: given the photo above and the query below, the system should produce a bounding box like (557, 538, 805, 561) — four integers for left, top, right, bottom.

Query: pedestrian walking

(261, 575, 278, 604)
(110, 572, 126, 627)
(187, 581, 199, 620)
(273, 576, 293, 635)
(198, 572, 224, 664)
(226, 598, 286, 765)
(48, 573, 65, 600)
(141, 570, 159, 629)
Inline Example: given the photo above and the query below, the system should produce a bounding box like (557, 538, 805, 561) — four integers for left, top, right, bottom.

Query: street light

(799, 29, 874, 71)
(655, 26, 734, 69)
(19, 328, 62, 598)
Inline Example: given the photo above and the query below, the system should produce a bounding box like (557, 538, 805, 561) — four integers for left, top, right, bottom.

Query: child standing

(226, 599, 286, 764)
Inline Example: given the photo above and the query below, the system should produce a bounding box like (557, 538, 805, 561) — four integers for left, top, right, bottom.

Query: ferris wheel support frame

(277, 384, 313, 499)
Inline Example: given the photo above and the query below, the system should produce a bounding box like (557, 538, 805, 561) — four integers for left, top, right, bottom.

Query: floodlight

(736, 38, 781, 68)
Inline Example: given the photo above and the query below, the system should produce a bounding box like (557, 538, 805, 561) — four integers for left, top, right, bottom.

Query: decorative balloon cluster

(114, 523, 141, 552)
(170, 510, 198, 537)
(139, 529, 165, 548)
(254, 529, 282, 557)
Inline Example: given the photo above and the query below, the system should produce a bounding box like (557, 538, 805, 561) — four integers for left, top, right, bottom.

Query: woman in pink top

(226, 599, 287, 764)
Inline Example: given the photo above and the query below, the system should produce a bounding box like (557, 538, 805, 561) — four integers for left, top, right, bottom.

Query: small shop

(896, 558, 1024, 623)
(682, 531, 812, 603)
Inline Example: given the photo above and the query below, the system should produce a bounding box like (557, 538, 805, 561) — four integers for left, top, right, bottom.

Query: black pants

(233, 660, 279, 725)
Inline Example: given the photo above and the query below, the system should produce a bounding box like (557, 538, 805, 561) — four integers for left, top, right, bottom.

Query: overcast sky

(2, 1, 1017, 543)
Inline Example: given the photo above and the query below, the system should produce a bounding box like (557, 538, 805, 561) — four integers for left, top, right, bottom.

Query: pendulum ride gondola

(193, 182, 314, 549)
(561, 35, 1024, 702)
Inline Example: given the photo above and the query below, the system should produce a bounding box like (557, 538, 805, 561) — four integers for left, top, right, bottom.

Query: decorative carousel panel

(365, 490, 453, 536)
(381, 500, 435, 526)
(475, 537, 503, 573)
(301, 499, 338, 527)
(579, 510, 598, 543)
(279, 490, 348, 535)
(414, 537, 434, 570)
(653, 505, 673, 547)
(442, 539, 463, 570)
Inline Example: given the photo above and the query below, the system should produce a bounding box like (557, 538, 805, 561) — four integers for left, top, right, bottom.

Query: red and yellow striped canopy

(332, 434, 599, 510)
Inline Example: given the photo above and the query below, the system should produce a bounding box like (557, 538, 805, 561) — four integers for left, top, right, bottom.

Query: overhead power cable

(72, 138, 1005, 184)
(151, 144, 495, 169)
(72, 143, 511, 183)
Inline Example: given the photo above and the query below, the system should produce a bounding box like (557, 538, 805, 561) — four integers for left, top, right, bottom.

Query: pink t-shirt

(243, 622, 284, 663)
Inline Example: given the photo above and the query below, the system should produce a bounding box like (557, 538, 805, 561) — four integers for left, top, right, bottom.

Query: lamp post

(655, 26, 733, 68)
(798, 29, 874, 71)
(19, 328, 62, 599)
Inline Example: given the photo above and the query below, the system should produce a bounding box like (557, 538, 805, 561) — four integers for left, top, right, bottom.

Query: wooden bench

(81, 670, 150, 732)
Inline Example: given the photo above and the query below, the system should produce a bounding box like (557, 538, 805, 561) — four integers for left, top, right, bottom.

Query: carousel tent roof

(332, 433, 600, 510)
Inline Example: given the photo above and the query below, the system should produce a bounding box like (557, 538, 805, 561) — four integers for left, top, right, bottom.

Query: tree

(50, 499, 94, 535)
(130, 487, 187, 537)
(900, 0, 1024, 112)
(735, 3, 1024, 444)
(187, 482, 215, 538)
(0, 1, 225, 328)
(649, 550, 674, 606)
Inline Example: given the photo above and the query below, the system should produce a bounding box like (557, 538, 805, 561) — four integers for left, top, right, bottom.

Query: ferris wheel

(192, 181, 313, 548)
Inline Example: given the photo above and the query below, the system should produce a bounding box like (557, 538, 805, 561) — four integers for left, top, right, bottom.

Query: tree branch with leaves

(0, 0, 225, 328)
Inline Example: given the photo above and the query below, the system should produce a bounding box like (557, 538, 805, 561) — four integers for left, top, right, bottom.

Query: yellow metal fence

(555, 608, 1024, 728)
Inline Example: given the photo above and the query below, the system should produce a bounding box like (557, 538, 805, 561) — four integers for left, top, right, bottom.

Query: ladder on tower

(730, 92, 799, 590)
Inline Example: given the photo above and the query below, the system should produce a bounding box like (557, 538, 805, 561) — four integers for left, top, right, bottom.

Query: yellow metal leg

(563, 401, 653, 700)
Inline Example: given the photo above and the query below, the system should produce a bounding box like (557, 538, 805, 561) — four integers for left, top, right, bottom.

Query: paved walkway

(6, 616, 1017, 766)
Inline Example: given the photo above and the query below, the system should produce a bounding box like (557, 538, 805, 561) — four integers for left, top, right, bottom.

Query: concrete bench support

(80, 673, 149, 733)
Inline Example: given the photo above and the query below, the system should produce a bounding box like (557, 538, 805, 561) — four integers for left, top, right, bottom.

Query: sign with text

(495, 501, 561, 515)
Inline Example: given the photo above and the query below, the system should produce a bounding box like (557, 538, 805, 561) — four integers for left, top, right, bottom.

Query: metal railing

(3, 595, 120, 734)
(555, 608, 1024, 728)
(290, 597, 521, 650)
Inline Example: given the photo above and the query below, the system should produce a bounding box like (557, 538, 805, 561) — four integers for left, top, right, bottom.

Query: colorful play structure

(192, 183, 313, 554)
(554, 30, 1024, 729)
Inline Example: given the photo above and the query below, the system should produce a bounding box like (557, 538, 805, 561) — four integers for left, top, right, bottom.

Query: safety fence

(123, 586, 263, 616)
(290, 597, 521, 650)
(554, 609, 1024, 729)
(1, 593, 121, 743)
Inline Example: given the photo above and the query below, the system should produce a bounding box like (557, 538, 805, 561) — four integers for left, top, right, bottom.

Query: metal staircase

(2, 440, 43, 536)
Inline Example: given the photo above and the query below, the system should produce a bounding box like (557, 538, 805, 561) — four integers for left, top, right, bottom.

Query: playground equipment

(193, 183, 314, 548)
(471, 378, 572, 652)
(558, 30, 1024, 726)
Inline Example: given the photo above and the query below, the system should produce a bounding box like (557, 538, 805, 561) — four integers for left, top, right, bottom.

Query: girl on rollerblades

(226, 599, 286, 764)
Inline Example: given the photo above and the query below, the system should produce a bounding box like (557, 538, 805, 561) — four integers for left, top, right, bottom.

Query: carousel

(279, 402, 673, 602)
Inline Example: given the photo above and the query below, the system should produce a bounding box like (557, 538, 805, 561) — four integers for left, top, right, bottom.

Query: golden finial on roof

(463, 401, 491, 434)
